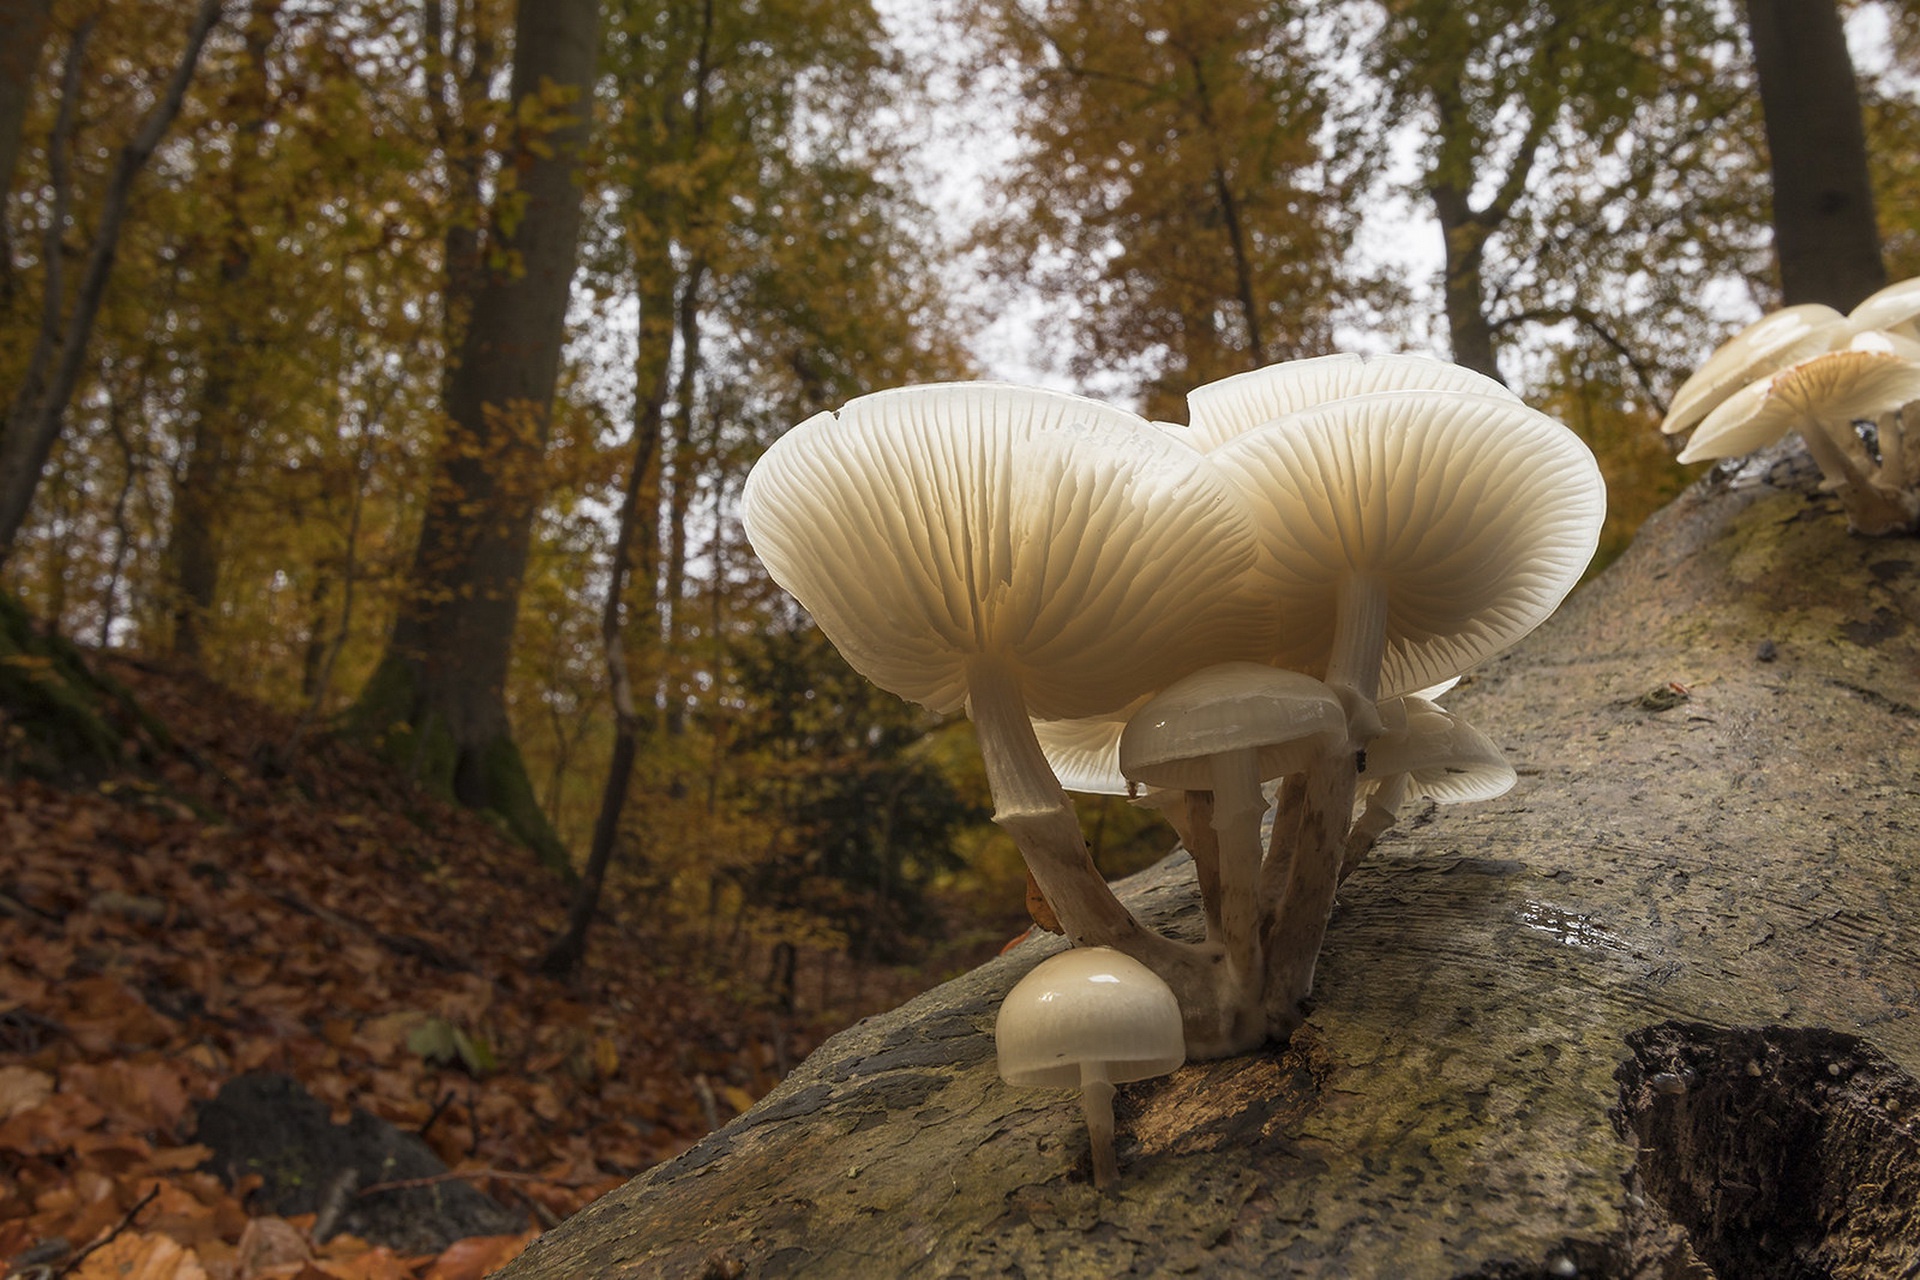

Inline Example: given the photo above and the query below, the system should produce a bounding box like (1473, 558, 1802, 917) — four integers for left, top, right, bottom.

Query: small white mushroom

(1118, 663, 1347, 1039)
(1846, 274, 1920, 341)
(1679, 331, 1920, 535)
(995, 946, 1186, 1189)
(1341, 695, 1517, 877)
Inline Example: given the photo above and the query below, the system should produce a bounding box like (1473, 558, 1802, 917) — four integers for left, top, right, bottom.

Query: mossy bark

(0, 589, 169, 781)
(499, 448, 1920, 1279)
(344, 654, 569, 873)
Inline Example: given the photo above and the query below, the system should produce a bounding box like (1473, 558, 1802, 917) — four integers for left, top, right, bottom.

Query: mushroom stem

(967, 657, 1241, 1047)
(1207, 748, 1265, 985)
(1136, 787, 1222, 943)
(1875, 409, 1907, 489)
(1080, 1064, 1119, 1190)
(1261, 743, 1360, 1040)
(1324, 576, 1389, 705)
(1341, 773, 1408, 881)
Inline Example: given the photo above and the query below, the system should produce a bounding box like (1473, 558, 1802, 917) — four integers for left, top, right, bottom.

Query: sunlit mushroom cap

(1367, 696, 1515, 804)
(1184, 353, 1520, 453)
(1211, 390, 1606, 698)
(1661, 304, 1848, 437)
(741, 383, 1258, 720)
(1847, 275, 1920, 340)
(1118, 663, 1346, 790)
(1677, 331, 1920, 464)
(995, 946, 1186, 1088)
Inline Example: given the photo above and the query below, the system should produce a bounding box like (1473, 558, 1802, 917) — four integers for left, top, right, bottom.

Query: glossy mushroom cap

(1367, 696, 1516, 804)
(1677, 331, 1920, 465)
(1661, 304, 1849, 437)
(740, 383, 1257, 721)
(1847, 275, 1920, 340)
(1211, 390, 1606, 699)
(1117, 664, 1347, 792)
(1184, 353, 1520, 454)
(995, 946, 1187, 1088)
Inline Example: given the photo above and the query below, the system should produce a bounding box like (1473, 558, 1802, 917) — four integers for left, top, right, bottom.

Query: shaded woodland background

(1, 0, 1919, 1275)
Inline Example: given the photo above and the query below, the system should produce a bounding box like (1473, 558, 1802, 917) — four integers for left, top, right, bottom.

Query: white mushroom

(1846, 275, 1920, 341)
(1679, 331, 1920, 535)
(1118, 664, 1347, 1047)
(1210, 389, 1604, 1032)
(1660, 303, 1849, 438)
(995, 945, 1186, 1189)
(1341, 695, 1517, 877)
(740, 383, 1261, 1036)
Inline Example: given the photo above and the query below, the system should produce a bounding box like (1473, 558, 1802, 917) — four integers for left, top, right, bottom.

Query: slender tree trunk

(165, 0, 277, 661)
(0, 0, 224, 564)
(350, 0, 599, 867)
(1742, 0, 1885, 309)
(1432, 185, 1502, 383)
(661, 261, 707, 738)
(536, 262, 687, 976)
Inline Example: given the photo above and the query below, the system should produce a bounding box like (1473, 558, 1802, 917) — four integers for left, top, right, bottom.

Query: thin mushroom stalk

(1080, 1066, 1119, 1189)
(968, 657, 1235, 1043)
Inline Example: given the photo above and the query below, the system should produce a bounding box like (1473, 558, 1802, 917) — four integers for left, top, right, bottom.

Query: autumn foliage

(0, 658, 935, 1278)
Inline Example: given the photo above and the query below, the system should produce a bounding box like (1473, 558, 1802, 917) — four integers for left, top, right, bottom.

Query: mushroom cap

(1210, 390, 1606, 698)
(1677, 332, 1920, 465)
(1033, 711, 1134, 796)
(1661, 303, 1848, 437)
(1367, 696, 1515, 804)
(1847, 275, 1920, 340)
(995, 946, 1186, 1088)
(1118, 663, 1347, 790)
(740, 383, 1258, 720)
(1184, 353, 1520, 453)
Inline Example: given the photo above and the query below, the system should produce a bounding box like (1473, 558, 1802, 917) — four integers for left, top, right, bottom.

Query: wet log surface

(501, 451, 1920, 1279)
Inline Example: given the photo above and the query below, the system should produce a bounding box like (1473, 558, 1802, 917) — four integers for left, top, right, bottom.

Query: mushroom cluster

(742, 357, 1604, 1059)
(1662, 276, 1920, 536)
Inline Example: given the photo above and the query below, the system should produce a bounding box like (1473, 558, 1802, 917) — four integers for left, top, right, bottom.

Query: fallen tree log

(501, 450, 1920, 1278)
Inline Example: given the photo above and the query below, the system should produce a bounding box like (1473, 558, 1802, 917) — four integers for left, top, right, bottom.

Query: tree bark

(350, 0, 599, 866)
(500, 449, 1920, 1277)
(1743, 0, 1885, 310)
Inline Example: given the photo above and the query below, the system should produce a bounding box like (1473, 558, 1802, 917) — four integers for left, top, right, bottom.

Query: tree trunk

(349, 0, 599, 867)
(499, 448, 1920, 1277)
(164, 0, 279, 661)
(1743, 0, 1885, 310)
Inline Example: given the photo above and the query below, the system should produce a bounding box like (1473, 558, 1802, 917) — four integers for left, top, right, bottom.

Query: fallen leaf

(72, 1231, 210, 1280)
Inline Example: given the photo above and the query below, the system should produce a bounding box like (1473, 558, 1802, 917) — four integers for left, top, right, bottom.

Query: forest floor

(0, 657, 1018, 1279)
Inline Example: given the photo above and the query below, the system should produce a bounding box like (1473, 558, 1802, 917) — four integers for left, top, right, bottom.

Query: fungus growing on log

(741, 363, 1601, 1060)
(994, 946, 1185, 1190)
(1663, 278, 1920, 536)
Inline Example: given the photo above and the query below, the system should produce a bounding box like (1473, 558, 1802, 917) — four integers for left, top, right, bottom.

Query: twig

(56, 1185, 158, 1277)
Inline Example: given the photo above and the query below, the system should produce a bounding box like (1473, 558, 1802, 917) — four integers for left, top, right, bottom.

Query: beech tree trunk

(350, 0, 598, 866)
(501, 450, 1920, 1278)
(1743, 0, 1885, 310)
